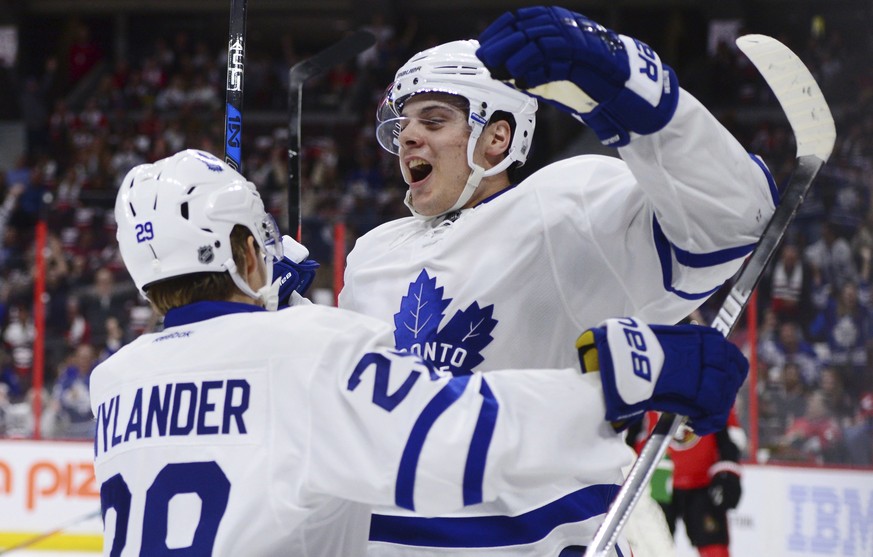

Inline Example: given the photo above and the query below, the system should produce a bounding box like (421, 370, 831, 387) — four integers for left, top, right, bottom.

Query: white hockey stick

(584, 34, 835, 557)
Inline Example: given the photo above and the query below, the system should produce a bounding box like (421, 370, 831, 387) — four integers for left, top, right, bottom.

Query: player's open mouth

(407, 159, 433, 183)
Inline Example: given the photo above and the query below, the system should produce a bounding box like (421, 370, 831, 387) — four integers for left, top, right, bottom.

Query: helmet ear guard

(115, 149, 284, 309)
(376, 40, 537, 218)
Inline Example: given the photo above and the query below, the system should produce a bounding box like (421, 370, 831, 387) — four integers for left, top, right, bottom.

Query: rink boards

(0, 440, 870, 555)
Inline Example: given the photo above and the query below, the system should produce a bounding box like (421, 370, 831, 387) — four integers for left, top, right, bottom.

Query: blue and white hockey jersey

(89, 300, 633, 556)
(340, 89, 777, 555)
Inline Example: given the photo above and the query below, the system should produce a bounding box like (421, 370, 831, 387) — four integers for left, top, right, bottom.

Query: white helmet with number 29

(115, 149, 284, 309)
(376, 40, 538, 218)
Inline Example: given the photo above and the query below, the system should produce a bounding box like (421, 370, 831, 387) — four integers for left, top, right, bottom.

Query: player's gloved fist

(476, 5, 679, 146)
(576, 318, 748, 435)
(272, 235, 319, 308)
(707, 461, 742, 510)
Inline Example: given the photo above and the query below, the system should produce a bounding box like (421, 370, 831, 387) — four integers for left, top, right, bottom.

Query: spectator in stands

(97, 316, 126, 363)
(763, 243, 813, 325)
(51, 342, 96, 439)
(0, 183, 24, 270)
(66, 20, 103, 86)
(758, 320, 820, 386)
(849, 224, 873, 316)
(762, 361, 809, 449)
(809, 281, 873, 393)
(63, 295, 90, 348)
(18, 59, 57, 158)
(80, 267, 135, 349)
(804, 221, 857, 291)
(2, 304, 34, 380)
(818, 365, 856, 426)
(0, 349, 23, 403)
(779, 390, 845, 464)
(844, 392, 873, 466)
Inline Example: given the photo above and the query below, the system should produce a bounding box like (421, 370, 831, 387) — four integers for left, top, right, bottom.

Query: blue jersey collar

(476, 183, 517, 207)
(164, 300, 265, 328)
(441, 184, 518, 223)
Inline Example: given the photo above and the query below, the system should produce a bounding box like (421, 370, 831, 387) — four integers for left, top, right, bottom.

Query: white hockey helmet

(376, 39, 537, 217)
(115, 149, 283, 308)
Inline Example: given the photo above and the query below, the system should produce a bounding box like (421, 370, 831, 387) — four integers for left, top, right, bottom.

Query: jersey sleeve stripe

(652, 218, 722, 301)
(462, 378, 499, 506)
(655, 214, 758, 269)
(748, 152, 780, 206)
(371, 484, 620, 547)
(672, 239, 757, 268)
(396, 375, 472, 511)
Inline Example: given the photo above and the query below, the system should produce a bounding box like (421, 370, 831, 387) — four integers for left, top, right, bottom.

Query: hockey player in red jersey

(632, 408, 744, 557)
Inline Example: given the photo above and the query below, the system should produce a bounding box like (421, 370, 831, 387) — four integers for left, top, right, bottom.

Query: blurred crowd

(695, 26, 873, 466)
(0, 13, 870, 468)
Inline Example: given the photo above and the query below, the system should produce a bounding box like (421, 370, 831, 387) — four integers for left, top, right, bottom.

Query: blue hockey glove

(576, 317, 748, 435)
(272, 235, 319, 308)
(476, 6, 679, 147)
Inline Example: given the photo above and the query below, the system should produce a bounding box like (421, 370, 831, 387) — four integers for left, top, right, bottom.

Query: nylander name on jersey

(393, 269, 497, 376)
(94, 378, 250, 457)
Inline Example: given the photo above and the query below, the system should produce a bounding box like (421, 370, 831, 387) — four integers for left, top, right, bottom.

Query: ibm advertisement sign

(677, 465, 873, 556)
(0, 441, 870, 554)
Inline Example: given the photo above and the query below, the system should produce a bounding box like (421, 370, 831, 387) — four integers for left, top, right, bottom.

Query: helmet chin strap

(225, 257, 280, 311)
(403, 163, 485, 219)
(404, 121, 516, 220)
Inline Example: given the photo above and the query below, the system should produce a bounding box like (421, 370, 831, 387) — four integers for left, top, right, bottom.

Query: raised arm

(476, 5, 777, 319)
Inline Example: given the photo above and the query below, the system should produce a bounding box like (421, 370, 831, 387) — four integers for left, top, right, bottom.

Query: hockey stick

(0, 509, 101, 555)
(224, 0, 247, 172)
(584, 34, 836, 557)
(287, 30, 376, 239)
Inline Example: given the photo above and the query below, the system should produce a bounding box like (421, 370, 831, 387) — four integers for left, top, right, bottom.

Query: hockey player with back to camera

(91, 149, 746, 556)
(322, 5, 778, 557)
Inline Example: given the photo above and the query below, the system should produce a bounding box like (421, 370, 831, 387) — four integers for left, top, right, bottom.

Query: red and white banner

(0, 440, 101, 551)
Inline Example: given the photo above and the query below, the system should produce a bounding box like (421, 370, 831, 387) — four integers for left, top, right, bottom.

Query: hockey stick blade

(287, 30, 376, 237)
(736, 34, 836, 162)
(710, 34, 835, 336)
(584, 35, 835, 557)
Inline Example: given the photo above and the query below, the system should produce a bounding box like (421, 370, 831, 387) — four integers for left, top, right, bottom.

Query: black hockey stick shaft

(287, 30, 375, 239)
(224, 0, 247, 172)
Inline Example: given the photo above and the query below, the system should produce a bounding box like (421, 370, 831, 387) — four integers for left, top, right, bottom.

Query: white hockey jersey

(89, 300, 633, 557)
(340, 90, 777, 555)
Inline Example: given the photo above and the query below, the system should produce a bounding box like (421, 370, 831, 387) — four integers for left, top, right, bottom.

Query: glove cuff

(709, 460, 742, 478)
(577, 318, 664, 424)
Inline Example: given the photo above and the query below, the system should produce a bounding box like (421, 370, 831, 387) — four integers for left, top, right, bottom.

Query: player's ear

(484, 119, 512, 158)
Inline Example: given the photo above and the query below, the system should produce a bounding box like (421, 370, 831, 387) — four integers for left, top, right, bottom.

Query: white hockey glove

(576, 318, 748, 435)
(271, 235, 319, 308)
(477, 6, 679, 147)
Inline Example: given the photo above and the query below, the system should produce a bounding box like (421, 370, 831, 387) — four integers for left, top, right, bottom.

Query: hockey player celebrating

(336, 5, 777, 556)
(92, 148, 747, 556)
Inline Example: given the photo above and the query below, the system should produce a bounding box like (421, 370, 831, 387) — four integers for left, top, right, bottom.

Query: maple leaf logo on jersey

(393, 269, 497, 376)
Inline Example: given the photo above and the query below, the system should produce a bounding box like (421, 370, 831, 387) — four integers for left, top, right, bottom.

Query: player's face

(397, 95, 483, 216)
